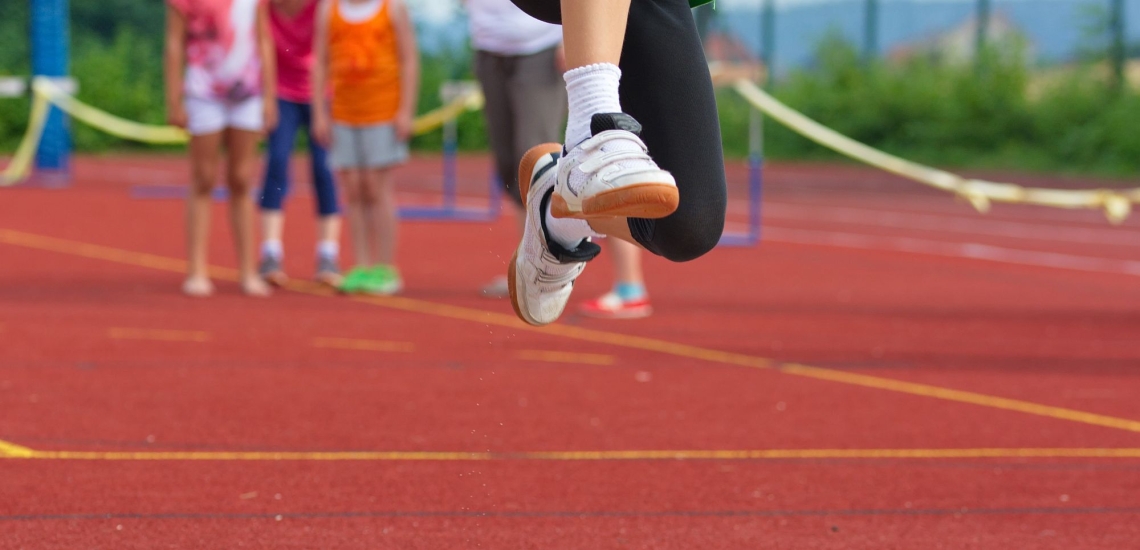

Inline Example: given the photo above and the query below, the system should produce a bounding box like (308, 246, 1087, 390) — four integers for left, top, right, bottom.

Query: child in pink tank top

(256, 0, 344, 289)
(270, 0, 317, 103)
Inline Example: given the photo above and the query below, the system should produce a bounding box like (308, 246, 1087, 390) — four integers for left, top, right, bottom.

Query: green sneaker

(360, 265, 403, 296)
(339, 266, 372, 294)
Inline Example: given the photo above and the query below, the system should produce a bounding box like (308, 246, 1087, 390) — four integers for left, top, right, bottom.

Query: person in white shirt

(467, 0, 567, 298)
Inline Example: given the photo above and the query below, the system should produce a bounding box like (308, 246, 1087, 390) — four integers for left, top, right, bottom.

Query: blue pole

(31, 0, 71, 181)
(441, 113, 458, 211)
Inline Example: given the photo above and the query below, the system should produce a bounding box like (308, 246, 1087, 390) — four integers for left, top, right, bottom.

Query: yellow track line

(515, 350, 616, 366)
(8, 447, 1140, 462)
(0, 439, 35, 458)
(312, 337, 415, 353)
(2, 228, 1139, 435)
(781, 364, 1140, 433)
(108, 327, 210, 342)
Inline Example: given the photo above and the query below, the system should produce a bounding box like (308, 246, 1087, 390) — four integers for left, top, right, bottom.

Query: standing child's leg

(305, 104, 343, 287)
(360, 167, 402, 295)
(580, 239, 652, 319)
(338, 168, 370, 268)
(258, 99, 303, 286)
(184, 131, 224, 297)
(224, 127, 272, 297)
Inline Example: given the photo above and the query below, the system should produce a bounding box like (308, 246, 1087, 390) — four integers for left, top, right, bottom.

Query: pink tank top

(270, 0, 318, 102)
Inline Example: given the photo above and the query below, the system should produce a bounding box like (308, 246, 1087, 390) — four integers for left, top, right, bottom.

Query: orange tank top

(329, 0, 402, 125)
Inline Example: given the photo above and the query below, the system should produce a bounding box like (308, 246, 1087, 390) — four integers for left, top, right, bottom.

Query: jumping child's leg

(507, 0, 726, 326)
(184, 131, 224, 297)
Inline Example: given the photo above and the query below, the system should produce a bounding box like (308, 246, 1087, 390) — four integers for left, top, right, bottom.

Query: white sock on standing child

(262, 239, 284, 259)
(316, 239, 339, 260)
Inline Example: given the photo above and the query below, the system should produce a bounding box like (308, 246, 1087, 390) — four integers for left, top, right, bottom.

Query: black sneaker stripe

(531, 152, 560, 185)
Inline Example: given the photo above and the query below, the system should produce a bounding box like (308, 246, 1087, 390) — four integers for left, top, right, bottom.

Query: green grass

(4, 26, 1139, 179)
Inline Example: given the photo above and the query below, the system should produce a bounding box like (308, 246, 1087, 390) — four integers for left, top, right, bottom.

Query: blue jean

(259, 99, 339, 216)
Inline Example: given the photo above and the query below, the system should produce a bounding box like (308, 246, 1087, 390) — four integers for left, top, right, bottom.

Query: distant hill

(414, 1, 1140, 73)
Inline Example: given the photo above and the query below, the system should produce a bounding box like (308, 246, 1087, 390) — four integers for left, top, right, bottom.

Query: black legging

(510, 0, 727, 262)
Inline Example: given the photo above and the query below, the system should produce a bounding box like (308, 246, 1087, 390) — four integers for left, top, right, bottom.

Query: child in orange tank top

(311, 0, 418, 295)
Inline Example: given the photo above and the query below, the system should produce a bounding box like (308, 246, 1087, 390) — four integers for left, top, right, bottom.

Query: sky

(413, 0, 1037, 23)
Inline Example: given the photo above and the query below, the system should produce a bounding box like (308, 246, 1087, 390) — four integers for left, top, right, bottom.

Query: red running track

(1, 154, 1139, 549)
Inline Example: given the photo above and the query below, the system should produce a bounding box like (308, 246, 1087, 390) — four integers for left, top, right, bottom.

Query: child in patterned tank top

(165, 0, 278, 298)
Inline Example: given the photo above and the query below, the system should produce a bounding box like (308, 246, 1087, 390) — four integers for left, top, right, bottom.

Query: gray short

(330, 122, 409, 170)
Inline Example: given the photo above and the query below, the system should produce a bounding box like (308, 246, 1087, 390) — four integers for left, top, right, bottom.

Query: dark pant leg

(621, 0, 726, 261)
(474, 51, 523, 206)
(259, 99, 303, 211)
(300, 102, 340, 216)
(507, 47, 567, 183)
(508, 0, 727, 262)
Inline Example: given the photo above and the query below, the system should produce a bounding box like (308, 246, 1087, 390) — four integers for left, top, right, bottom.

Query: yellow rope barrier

(732, 79, 1136, 224)
(1, 77, 485, 186)
(5, 74, 1137, 225)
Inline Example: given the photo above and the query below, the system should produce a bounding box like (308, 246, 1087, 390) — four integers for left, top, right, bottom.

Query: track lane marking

(3, 228, 1140, 435)
(108, 327, 210, 343)
(312, 337, 415, 353)
(762, 227, 1140, 277)
(7, 447, 1140, 461)
(780, 364, 1140, 433)
(0, 439, 35, 458)
(515, 350, 616, 366)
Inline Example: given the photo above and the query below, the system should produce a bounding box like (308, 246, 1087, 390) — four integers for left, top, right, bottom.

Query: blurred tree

(71, 0, 164, 44)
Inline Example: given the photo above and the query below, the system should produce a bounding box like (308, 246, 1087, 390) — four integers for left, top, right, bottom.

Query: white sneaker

(552, 113, 679, 220)
(509, 144, 602, 327)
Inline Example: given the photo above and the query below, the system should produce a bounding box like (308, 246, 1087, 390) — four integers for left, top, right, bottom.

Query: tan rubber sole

(551, 182, 680, 220)
(508, 143, 564, 326)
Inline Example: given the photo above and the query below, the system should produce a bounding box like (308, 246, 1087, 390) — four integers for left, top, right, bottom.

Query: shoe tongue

(591, 113, 642, 137)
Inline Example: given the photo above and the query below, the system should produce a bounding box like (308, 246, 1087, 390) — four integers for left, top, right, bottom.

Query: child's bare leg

(338, 169, 370, 268)
(184, 131, 223, 297)
(609, 237, 644, 285)
(224, 128, 270, 297)
(363, 167, 398, 266)
(560, 0, 630, 68)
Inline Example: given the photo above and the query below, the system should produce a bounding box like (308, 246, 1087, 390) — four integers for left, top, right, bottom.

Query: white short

(185, 96, 264, 136)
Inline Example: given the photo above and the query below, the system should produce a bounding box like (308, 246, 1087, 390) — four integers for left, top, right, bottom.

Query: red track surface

(2, 154, 1140, 548)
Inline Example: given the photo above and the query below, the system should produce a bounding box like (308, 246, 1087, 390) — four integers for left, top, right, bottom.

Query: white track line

(757, 202, 1140, 248)
(762, 227, 1140, 277)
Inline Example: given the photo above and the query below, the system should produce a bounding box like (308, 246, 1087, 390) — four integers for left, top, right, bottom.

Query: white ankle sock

(564, 63, 623, 148)
(262, 239, 283, 259)
(545, 202, 600, 249)
(316, 239, 339, 259)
